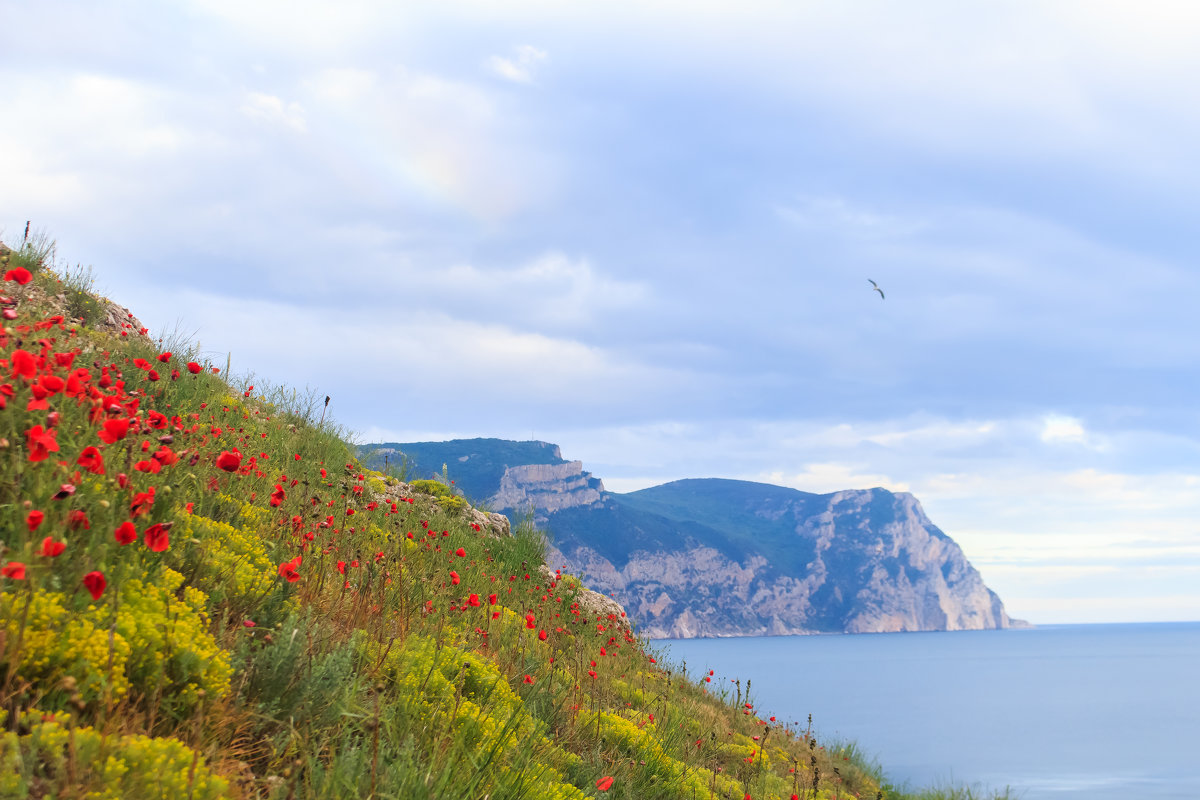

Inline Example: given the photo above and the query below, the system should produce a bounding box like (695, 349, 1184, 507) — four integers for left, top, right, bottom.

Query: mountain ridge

(361, 438, 1020, 638)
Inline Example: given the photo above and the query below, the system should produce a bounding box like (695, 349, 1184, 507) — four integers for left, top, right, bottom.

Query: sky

(3, 1, 1200, 625)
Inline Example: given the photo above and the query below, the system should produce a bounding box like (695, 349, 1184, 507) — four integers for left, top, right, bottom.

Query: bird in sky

(868, 279, 885, 300)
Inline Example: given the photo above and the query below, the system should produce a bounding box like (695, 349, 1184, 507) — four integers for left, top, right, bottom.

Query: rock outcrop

(490, 461, 605, 521)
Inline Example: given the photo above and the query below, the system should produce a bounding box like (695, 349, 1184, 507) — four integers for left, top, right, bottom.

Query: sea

(657, 622, 1200, 799)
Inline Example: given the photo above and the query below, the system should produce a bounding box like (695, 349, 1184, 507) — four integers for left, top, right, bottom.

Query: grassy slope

(0, 240, 1005, 800)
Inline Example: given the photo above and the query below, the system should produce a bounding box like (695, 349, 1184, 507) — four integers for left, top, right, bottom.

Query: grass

(0, 234, 1015, 799)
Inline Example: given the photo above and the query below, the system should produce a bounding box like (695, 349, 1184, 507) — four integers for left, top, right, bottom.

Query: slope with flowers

(0, 237, 988, 799)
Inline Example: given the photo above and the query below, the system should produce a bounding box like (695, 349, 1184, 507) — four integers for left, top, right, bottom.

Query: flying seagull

(868, 279, 885, 300)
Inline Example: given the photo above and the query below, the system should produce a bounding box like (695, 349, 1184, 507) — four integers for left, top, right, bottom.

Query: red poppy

(98, 418, 130, 443)
(538, 629, 548, 641)
(114, 521, 137, 545)
(10, 350, 37, 380)
(450, 570, 460, 586)
(144, 523, 170, 552)
(216, 450, 241, 472)
(3, 267, 32, 285)
(523, 674, 535, 684)
(455, 547, 466, 557)
(38, 537, 65, 557)
(488, 593, 498, 605)
(595, 776, 613, 792)
(26, 510, 44, 532)
(525, 612, 536, 629)
(76, 445, 105, 474)
(1, 562, 26, 580)
(26, 424, 59, 461)
(337, 561, 346, 574)
(82, 570, 106, 601)
(278, 555, 301, 582)
(269, 484, 286, 507)
(186, 361, 201, 374)
(67, 509, 91, 530)
(467, 593, 481, 607)
(157, 352, 172, 363)
(129, 487, 155, 517)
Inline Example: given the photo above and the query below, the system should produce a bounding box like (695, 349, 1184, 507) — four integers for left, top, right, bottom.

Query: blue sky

(4, 1, 1200, 624)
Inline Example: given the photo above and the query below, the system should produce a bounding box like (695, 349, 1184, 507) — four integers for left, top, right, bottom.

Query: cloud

(486, 45, 548, 84)
(394, 252, 649, 331)
(240, 91, 307, 132)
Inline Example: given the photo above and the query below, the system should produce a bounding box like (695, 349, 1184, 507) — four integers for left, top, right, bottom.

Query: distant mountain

(361, 439, 1018, 638)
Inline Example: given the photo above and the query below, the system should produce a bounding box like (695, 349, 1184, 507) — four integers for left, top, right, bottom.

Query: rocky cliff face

(489, 461, 605, 521)
(543, 485, 1012, 638)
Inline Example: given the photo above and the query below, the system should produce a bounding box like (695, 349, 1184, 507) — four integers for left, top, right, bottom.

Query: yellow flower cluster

(0, 567, 233, 714)
(408, 479, 467, 511)
(0, 711, 228, 799)
(381, 635, 587, 799)
(0, 589, 132, 704)
(179, 512, 276, 608)
(113, 568, 232, 710)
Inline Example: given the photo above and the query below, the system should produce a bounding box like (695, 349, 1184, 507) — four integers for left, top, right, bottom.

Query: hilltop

(363, 439, 1017, 638)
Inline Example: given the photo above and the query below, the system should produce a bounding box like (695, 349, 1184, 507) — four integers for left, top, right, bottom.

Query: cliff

(362, 439, 1018, 639)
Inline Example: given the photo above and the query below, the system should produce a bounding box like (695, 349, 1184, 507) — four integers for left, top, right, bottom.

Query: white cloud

(1039, 414, 1088, 445)
(486, 44, 548, 84)
(240, 91, 307, 132)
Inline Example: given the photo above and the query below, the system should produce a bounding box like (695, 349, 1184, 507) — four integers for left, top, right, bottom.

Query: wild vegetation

(0, 234, 1011, 799)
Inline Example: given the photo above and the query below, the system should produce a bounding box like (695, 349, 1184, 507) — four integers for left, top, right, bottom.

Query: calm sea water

(657, 623, 1200, 799)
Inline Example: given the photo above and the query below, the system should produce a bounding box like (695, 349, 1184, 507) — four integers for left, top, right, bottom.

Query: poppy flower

(26, 510, 44, 532)
(1, 562, 26, 580)
(243, 620, 256, 627)
(26, 424, 59, 461)
(129, 487, 155, 517)
(10, 350, 37, 380)
(467, 593, 481, 607)
(595, 776, 613, 792)
(38, 537, 65, 557)
(450, 570, 460, 586)
(3, 267, 32, 285)
(216, 450, 242, 472)
(156, 352, 172, 363)
(98, 418, 130, 443)
(278, 555, 301, 582)
(144, 523, 170, 552)
(76, 445, 105, 474)
(82, 570, 106, 600)
(538, 629, 548, 641)
(186, 361, 201, 374)
(455, 547, 466, 557)
(525, 612, 536, 629)
(269, 484, 286, 507)
(114, 521, 137, 544)
(67, 509, 91, 530)
(488, 593, 498, 605)
(523, 674, 535, 684)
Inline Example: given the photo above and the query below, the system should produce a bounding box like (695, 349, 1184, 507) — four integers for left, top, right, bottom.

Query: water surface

(658, 622, 1200, 799)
